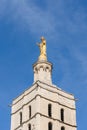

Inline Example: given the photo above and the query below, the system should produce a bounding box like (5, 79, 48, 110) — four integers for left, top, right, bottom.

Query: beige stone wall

(11, 84, 38, 130)
(40, 117, 77, 130)
(11, 81, 77, 130)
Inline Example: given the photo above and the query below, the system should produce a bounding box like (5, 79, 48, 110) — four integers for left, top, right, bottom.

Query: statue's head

(41, 36, 45, 41)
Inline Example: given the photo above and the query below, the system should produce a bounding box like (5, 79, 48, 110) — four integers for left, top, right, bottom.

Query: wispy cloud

(0, 0, 7, 17)
(0, 0, 56, 36)
(0, 0, 87, 37)
(57, 43, 87, 89)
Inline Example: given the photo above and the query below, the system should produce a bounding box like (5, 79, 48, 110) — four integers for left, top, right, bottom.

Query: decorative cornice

(12, 80, 75, 107)
(11, 93, 76, 115)
(33, 61, 53, 68)
(14, 112, 77, 130)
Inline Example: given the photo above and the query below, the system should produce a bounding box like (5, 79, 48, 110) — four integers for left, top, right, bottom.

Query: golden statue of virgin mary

(37, 37, 47, 61)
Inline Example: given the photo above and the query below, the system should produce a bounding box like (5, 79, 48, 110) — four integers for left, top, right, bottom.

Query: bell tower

(10, 37, 77, 130)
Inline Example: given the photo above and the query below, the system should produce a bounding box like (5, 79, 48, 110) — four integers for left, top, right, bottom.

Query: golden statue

(37, 37, 47, 61)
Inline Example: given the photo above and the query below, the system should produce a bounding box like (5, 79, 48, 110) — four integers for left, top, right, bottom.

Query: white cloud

(0, 0, 87, 38)
(0, 0, 56, 36)
(0, 0, 7, 18)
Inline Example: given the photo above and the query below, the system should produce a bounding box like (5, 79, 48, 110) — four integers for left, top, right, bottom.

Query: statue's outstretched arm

(36, 43, 40, 46)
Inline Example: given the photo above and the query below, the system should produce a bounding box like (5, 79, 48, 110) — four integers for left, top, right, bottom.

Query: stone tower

(10, 37, 77, 130)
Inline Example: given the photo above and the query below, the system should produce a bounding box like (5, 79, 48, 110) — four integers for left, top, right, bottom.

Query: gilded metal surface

(37, 37, 47, 61)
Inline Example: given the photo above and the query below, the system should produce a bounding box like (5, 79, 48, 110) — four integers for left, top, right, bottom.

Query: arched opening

(29, 105, 31, 118)
(48, 122, 52, 130)
(20, 112, 22, 125)
(48, 104, 52, 117)
(61, 109, 64, 122)
(28, 124, 31, 130)
(61, 126, 65, 130)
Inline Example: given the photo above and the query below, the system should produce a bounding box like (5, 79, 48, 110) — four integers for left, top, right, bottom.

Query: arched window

(28, 124, 31, 130)
(61, 109, 64, 122)
(61, 126, 65, 130)
(29, 105, 31, 118)
(48, 104, 52, 117)
(48, 122, 52, 130)
(20, 112, 22, 125)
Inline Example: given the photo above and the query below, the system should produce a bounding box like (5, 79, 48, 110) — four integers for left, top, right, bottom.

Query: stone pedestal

(33, 61, 53, 84)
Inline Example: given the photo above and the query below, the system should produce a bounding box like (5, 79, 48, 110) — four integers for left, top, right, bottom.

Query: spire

(37, 36, 47, 61)
(33, 37, 53, 84)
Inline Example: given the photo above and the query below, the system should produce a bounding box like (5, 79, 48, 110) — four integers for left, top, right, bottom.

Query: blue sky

(0, 0, 87, 130)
